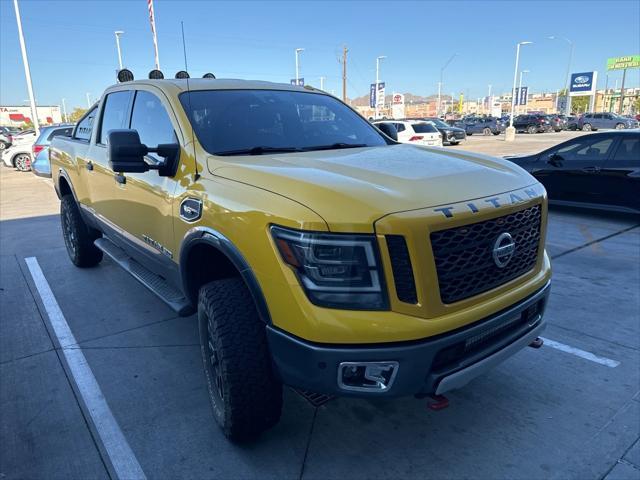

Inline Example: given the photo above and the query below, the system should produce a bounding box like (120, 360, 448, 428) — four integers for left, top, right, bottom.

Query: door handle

(86, 161, 93, 171)
(582, 166, 601, 173)
(114, 173, 126, 184)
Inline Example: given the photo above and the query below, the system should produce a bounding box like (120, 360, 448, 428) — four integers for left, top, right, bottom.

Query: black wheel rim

(206, 317, 225, 404)
(62, 207, 77, 257)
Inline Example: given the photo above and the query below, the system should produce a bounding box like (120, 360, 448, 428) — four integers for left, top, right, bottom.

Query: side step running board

(94, 237, 194, 316)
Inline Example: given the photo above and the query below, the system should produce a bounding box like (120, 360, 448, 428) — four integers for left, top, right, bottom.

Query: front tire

(483, 127, 492, 136)
(615, 123, 625, 129)
(582, 123, 592, 131)
(61, 195, 103, 267)
(198, 278, 283, 441)
(527, 125, 537, 134)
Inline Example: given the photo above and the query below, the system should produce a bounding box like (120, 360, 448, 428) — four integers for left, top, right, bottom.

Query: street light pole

(375, 55, 386, 119)
(86, 93, 92, 108)
(62, 98, 67, 123)
(506, 41, 532, 141)
(487, 84, 492, 114)
(13, 0, 39, 136)
(548, 36, 573, 115)
(295, 48, 304, 84)
(438, 53, 458, 117)
(114, 30, 124, 71)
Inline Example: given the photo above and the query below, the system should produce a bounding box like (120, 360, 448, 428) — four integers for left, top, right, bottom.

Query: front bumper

(267, 281, 550, 397)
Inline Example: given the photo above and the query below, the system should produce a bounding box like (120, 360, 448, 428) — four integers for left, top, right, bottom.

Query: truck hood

(208, 144, 537, 232)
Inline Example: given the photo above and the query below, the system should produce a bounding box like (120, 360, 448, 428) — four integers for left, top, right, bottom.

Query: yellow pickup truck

(49, 72, 551, 441)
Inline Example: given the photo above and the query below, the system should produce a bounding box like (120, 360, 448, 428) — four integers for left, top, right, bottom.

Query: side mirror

(376, 123, 398, 141)
(107, 129, 179, 176)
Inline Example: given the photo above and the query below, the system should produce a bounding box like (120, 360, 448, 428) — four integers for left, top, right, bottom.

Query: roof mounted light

(149, 69, 164, 79)
(175, 70, 190, 79)
(203, 72, 216, 79)
(117, 69, 134, 83)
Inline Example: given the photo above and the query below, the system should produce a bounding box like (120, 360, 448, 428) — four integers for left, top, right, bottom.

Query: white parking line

(25, 257, 146, 480)
(541, 337, 620, 368)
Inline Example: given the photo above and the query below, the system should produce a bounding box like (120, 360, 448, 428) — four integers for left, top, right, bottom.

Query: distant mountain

(349, 92, 454, 106)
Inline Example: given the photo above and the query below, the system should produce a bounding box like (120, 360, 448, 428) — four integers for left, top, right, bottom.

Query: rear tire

(60, 195, 103, 267)
(198, 278, 283, 442)
(615, 123, 625, 130)
(527, 125, 537, 134)
(582, 123, 592, 131)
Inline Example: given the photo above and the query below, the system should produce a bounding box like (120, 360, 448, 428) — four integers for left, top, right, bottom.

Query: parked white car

(374, 120, 443, 147)
(1, 139, 34, 171)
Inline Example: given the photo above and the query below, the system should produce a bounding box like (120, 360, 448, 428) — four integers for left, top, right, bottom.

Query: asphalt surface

(1, 136, 639, 479)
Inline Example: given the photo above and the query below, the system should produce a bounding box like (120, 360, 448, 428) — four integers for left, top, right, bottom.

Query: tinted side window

(612, 137, 640, 163)
(594, 114, 603, 119)
(99, 91, 132, 144)
(130, 91, 177, 159)
(47, 127, 73, 142)
(396, 123, 406, 132)
(73, 107, 97, 141)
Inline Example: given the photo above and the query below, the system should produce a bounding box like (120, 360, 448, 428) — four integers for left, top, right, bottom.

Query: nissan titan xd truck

(49, 71, 551, 441)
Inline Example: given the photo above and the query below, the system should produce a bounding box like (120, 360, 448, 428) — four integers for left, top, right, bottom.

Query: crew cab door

(536, 135, 615, 204)
(85, 90, 134, 221)
(107, 88, 184, 281)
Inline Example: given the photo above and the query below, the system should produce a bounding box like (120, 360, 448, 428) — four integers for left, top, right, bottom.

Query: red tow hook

(529, 337, 544, 349)
(427, 394, 449, 411)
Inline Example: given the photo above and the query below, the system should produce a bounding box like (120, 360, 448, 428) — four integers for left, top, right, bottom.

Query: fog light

(337, 361, 399, 392)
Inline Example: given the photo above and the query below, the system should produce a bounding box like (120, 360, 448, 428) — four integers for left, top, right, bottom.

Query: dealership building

(0, 105, 63, 126)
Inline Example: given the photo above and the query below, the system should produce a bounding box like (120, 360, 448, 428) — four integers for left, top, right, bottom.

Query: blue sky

(1, 0, 639, 110)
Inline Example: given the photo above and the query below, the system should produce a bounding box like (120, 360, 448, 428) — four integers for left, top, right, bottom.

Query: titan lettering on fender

(432, 184, 545, 219)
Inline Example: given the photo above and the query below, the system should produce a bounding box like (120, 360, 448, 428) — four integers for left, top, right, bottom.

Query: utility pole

(341, 45, 348, 102)
(62, 98, 67, 123)
(13, 0, 39, 136)
(618, 68, 627, 114)
(295, 48, 304, 84)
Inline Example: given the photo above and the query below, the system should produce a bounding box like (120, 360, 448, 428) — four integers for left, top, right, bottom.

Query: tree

(570, 96, 589, 114)
(68, 107, 88, 123)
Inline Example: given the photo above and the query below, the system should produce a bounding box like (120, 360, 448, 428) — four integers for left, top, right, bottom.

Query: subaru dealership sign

(569, 71, 597, 96)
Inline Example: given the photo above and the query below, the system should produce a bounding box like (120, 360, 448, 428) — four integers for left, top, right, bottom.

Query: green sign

(607, 55, 640, 70)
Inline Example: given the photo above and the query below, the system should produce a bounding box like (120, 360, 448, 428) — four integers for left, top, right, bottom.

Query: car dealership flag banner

(147, 0, 160, 69)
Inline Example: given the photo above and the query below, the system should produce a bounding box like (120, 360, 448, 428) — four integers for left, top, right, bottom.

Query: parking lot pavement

(456, 130, 589, 157)
(1, 163, 639, 479)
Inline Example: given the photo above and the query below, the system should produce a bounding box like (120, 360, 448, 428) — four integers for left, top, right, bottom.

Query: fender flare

(180, 226, 272, 325)
(55, 168, 79, 202)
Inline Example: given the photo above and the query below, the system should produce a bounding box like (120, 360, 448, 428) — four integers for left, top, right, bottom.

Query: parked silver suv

(578, 113, 639, 131)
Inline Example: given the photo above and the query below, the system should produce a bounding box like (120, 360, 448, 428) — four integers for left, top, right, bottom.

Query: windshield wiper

(215, 146, 302, 156)
(301, 142, 368, 152)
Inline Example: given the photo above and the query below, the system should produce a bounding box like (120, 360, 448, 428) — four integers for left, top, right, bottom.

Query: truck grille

(430, 205, 541, 304)
(386, 235, 418, 304)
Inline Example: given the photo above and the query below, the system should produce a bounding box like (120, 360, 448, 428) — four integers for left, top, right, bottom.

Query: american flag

(147, 0, 160, 69)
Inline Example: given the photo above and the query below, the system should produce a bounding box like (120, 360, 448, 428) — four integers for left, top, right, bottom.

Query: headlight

(271, 225, 388, 310)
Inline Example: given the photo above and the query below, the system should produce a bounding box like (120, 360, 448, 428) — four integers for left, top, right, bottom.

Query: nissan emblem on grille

(492, 232, 516, 268)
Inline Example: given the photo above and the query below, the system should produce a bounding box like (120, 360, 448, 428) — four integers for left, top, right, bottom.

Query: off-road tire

(61, 195, 103, 267)
(198, 278, 283, 441)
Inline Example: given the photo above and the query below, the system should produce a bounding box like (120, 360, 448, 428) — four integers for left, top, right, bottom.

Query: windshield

(180, 89, 388, 155)
(426, 119, 449, 128)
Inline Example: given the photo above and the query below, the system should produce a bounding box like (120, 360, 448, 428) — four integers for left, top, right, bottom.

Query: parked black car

(459, 116, 505, 135)
(560, 115, 579, 131)
(505, 131, 640, 213)
(512, 114, 551, 133)
(416, 117, 466, 145)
